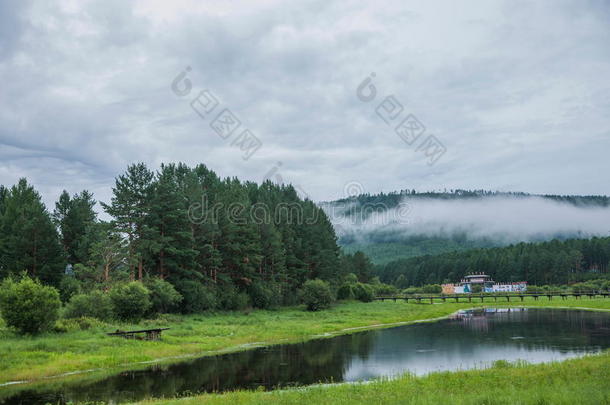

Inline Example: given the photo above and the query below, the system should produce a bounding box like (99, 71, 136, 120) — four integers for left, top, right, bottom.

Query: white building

(442, 274, 527, 294)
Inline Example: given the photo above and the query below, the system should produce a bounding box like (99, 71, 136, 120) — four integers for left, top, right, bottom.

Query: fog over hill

(322, 191, 610, 263)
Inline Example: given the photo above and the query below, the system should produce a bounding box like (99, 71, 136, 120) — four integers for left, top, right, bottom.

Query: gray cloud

(1, 0, 609, 210)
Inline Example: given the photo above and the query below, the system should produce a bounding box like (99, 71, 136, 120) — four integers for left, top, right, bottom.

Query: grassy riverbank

(136, 351, 610, 405)
(1, 297, 609, 386)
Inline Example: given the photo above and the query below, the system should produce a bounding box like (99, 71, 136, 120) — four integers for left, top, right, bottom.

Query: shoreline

(1, 299, 609, 392)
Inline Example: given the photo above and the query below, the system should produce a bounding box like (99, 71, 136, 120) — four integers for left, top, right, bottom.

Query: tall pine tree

(0, 179, 64, 284)
(102, 163, 154, 280)
(146, 163, 197, 279)
(53, 190, 97, 265)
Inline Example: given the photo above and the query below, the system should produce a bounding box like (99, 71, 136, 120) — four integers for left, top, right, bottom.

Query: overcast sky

(1, 0, 610, 210)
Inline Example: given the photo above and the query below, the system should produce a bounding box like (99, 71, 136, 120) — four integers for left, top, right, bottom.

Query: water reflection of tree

(449, 308, 610, 352)
(3, 331, 377, 404)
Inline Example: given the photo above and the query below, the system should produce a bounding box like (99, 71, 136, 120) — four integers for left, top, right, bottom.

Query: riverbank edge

(0, 308, 460, 389)
(133, 350, 610, 405)
(1, 301, 609, 392)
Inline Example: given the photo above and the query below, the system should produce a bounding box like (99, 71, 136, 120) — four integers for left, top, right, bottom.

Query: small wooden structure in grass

(107, 328, 170, 341)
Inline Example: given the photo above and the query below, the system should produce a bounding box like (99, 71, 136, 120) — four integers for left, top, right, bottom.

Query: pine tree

(0, 185, 8, 273)
(89, 221, 127, 282)
(251, 182, 286, 281)
(53, 190, 97, 265)
(352, 251, 374, 282)
(146, 164, 197, 279)
(216, 178, 263, 286)
(0, 179, 65, 284)
(102, 163, 154, 280)
(184, 164, 223, 283)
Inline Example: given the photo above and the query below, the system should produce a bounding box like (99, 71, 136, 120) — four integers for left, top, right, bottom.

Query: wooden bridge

(375, 291, 610, 304)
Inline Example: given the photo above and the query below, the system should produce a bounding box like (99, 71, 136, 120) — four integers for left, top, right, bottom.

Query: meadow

(1, 297, 609, 388)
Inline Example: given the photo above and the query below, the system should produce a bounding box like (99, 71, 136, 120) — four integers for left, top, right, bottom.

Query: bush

(422, 284, 442, 294)
(299, 279, 334, 311)
(570, 279, 609, 293)
(217, 284, 250, 310)
(146, 278, 183, 314)
(64, 291, 113, 321)
(248, 282, 280, 309)
(232, 292, 251, 310)
(58, 276, 81, 303)
(403, 287, 421, 295)
(374, 283, 398, 296)
(54, 316, 104, 333)
(0, 275, 61, 334)
(353, 282, 375, 302)
(109, 282, 152, 322)
(174, 280, 218, 313)
(344, 273, 358, 284)
(336, 283, 355, 300)
(280, 288, 299, 306)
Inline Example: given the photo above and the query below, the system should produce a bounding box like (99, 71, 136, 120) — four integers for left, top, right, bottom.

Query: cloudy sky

(1, 0, 610, 209)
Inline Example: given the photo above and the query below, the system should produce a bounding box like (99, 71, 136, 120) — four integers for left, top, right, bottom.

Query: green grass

(135, 352, 610, 405)
(0, 297, 609, 387)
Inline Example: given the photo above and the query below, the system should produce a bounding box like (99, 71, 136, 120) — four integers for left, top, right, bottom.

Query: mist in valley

(326, 196, 610, 246)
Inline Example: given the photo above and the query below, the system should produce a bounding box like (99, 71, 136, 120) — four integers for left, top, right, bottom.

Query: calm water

(2, 308, 609, 404)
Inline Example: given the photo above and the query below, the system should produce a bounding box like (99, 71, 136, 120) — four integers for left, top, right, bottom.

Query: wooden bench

(107, 328, 170, 341)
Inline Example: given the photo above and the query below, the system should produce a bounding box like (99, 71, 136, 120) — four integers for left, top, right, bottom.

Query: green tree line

(330, 189, 610, 213)
(377, 237, 610, 287)
(0, 162, 347, 311)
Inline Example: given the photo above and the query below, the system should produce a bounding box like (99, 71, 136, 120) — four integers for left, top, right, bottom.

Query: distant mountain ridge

(327, 189, 610, 209)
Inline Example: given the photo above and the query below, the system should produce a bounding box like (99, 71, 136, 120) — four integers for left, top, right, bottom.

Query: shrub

(344, 273, 358, 284)
(174, 280, 218, 313)
(54, 316, 104, 333)
(336, 283, 355, 300)
(248, 282, 280, 309)
(109, 282, 151, 322)
(58, 276, 81, 303)
(422, 284, 442, 294)
(232, 292, 251, 310)
(403, 287, 421, 295)
(374, 283, 398, 296)
(570, 279, 609, 293)
(281, 288, 299, 306)
(217, 284, 250, 310)
(299, 279, 334, 311)
(0, 275, 61, 334)
(64, 291, 113, 321)
(353, 282, 375, 302)
(146, 278, 183, 314)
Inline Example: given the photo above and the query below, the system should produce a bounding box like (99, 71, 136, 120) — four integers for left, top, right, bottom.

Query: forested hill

(0, 163, 342, 308)
(341, 237, 498, 265)
(376, 236, 610, 287)
(323, 189, 610, 264)
(329, 189, 610, 210)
